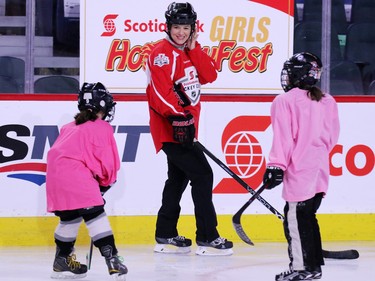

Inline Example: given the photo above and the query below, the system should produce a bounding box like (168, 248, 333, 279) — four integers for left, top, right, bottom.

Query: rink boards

(0, 95, 374, 246)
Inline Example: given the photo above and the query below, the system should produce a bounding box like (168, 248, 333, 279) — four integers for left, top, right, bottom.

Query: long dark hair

(74, 109, 99, 125)
(307, 85, 325, 101)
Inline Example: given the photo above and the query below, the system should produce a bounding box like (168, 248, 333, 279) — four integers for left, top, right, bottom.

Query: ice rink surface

(0, 241, 373, 281)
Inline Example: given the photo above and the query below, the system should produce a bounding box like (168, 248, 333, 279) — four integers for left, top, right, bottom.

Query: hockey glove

(174, 83, 191, 107)
(99, 180, 116, 196)
(98, 186, 109, 205)
(263, 166, 284, 189)
(99, 185, 111, 196)
(168, 113, 195, 146)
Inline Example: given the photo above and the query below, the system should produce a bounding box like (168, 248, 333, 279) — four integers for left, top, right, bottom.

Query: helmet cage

(281, 52, 322, 92)
(78, 82, 116, 122)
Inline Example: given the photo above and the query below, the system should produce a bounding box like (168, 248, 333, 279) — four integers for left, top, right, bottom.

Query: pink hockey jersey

(145, 37, 218, 152)
(46, 119, 120, 212)
(267, 88, 340, 202)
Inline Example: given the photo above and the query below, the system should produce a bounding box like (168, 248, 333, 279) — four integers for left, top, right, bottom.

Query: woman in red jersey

(144, 2, 233, 256)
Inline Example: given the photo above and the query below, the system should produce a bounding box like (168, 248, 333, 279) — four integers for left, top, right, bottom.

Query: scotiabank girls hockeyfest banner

(80, 0, 294, 94)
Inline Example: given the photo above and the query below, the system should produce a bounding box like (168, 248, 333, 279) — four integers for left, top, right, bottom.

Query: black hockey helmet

(165, 2, 197, 32)
(280, 52, 322, 92)
(77, 82, 116, 122)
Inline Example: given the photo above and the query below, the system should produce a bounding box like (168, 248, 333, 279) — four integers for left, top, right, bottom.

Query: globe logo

(223, 131, 265, 179)
(104, 19, 116, 33)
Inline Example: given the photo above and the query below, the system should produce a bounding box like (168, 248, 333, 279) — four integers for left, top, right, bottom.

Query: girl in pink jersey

(263, 53, 340, 281)
(144, 2, 233, 256)
(46, 82, 127, 280)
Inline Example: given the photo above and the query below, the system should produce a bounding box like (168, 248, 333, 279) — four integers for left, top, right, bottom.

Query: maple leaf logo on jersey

(153, 53, 169, 67)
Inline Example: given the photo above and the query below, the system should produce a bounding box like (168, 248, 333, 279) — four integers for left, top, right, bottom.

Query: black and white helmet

(78, 82, 116, 122)
(281, 52, 322, 92)
(165, 2, 197, 33)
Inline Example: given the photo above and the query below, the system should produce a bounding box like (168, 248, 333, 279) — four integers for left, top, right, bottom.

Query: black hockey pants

(156, 142, 220, 242)
(283, 192, 325, 270)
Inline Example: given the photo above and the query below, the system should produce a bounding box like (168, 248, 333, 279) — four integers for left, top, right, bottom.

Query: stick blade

(232, 221, 254, 246)
(322, 249, 359, 259)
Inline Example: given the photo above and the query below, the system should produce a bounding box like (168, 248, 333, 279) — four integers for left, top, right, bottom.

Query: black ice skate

(101, 245, 128, 281)
(196, 237, 233, 256)
(154, 235, 192, 254)
(275, 269, 314, 281)
(105, 255, 128, 280)
(306, 266, 322, 279)
(51, 253, 87, 279)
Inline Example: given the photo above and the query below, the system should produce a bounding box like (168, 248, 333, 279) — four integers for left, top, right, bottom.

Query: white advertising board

(80, 0, 294, 94)
(0, 99, 374, 217)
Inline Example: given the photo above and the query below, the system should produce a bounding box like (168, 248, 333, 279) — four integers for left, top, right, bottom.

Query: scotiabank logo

(330, 144, 375, 176)
(213, 115, 375, 194)
(101, 14, 118, 37)
(213, 116, 270, 193)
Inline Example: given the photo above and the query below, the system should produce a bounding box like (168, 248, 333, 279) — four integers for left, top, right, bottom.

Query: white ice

(0, 241, 373, 281)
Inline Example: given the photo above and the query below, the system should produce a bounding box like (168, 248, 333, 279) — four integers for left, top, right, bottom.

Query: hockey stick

(86, 239, 94, 270)
(194, 140, 284, 220)
(232, 183, 268, 246)
(194, 140, 359, 259)
(85, 186, 113, 269)
(322, 249, 359, 259)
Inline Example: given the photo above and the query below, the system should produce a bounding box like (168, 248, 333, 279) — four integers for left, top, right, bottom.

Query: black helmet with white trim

(281, 52, 322, 92)
(77, 82, 116, 122)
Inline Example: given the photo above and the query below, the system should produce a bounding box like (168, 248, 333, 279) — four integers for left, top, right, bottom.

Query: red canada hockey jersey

(145, 38, 218, 152)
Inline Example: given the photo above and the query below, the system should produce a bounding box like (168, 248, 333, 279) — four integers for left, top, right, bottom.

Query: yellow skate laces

(67, 254, 82, 271)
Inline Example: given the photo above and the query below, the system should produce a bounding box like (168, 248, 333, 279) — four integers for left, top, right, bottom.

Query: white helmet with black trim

(77, 82, 116, 122)
(281, 52, 322, 92)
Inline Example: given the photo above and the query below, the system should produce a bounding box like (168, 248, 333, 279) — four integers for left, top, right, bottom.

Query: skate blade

(111, 273, 127, 281)
(195, 246, 234, 256)
(154, 243, 191, 254)
(50, 271, 87, 279)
